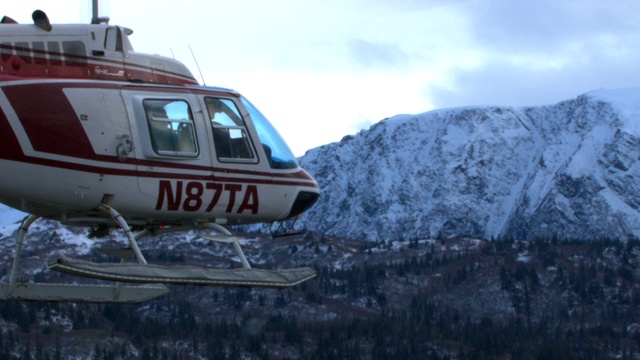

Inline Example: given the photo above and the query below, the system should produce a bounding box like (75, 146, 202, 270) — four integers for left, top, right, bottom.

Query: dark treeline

(1, 236, 640, 359)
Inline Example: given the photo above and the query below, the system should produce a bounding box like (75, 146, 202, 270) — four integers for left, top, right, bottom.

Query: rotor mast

(91, 0, 109, 24)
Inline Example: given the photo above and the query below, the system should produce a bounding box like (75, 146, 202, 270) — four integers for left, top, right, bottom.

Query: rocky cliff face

(298, 89, 640, 241)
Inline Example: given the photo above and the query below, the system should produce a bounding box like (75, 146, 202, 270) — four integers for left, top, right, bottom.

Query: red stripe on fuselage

(1, 42, 198, 85)
(0, 106, 24, 159)
(3, 83, 95, 157)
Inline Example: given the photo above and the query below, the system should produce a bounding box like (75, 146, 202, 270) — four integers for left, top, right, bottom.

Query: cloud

(347, 39, 411, 71)
(419, 0, 640, 109)
(465, 0, 640, 52)
(424, 50, 640, 109)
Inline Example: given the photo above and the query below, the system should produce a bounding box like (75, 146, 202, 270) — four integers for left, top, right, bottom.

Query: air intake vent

(286, 191, 319, 219)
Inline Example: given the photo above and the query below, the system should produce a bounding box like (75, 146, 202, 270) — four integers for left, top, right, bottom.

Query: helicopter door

(202, 96, 258, 166)
(122, 90, 213, 205)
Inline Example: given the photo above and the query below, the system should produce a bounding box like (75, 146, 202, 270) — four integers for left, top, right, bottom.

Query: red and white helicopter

(0, 5, 319, 303)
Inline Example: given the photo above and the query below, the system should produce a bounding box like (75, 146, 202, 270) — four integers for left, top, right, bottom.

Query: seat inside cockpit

(144, 99, 197, 155)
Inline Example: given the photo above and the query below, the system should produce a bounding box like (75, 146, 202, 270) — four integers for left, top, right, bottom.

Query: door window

(205, 97, 256, 162)
(143, 99, 198, 156)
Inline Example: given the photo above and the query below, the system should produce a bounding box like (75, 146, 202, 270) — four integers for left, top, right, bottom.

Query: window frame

(143, 98, 200, 158)
(205, 97, 257, 164)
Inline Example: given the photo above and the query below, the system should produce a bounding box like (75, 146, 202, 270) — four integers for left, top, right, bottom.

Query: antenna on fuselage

(91, 0, 110, 24)
(189, 45, 206, 86)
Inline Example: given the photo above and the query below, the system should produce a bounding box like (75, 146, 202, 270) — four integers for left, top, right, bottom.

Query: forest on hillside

(1, 236, 640, 359)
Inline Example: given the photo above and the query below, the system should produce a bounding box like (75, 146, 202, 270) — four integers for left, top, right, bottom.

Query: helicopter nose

(286, 190, 320, 219)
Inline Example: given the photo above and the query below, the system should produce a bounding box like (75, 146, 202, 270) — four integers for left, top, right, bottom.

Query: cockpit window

(143, 99, 198, 156)
(241, 96, 298, 169)
(205, 97, 256, 162)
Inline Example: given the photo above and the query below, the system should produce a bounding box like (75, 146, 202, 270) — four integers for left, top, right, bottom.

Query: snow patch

(586, 88, 640, 135)
(517, 251, 532, 263)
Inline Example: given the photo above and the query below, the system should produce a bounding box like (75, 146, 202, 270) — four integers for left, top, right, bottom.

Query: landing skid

(0, 283, 168, 303)
(0, 205, 315, 303)
(47, 257, 316, 288)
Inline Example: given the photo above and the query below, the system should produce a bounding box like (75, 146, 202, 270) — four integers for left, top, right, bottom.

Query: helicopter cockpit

(242, 97, 298, 169)
(205, 96, 299, 169)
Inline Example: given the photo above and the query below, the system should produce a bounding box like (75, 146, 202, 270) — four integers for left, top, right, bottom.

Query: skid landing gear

(0, 205, 316, 303)
(0, 213, 168, 303)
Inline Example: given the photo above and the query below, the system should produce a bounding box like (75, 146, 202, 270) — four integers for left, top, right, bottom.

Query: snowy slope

(298, 88, 640, 241)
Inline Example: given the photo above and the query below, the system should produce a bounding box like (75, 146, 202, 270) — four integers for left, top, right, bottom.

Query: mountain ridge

(297, 88, 640, 241)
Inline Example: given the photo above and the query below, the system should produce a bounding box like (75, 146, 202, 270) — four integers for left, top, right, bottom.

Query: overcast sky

(9, 0, 640, 155)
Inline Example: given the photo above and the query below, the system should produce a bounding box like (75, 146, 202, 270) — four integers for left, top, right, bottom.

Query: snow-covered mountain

(298, 88, 640, 241)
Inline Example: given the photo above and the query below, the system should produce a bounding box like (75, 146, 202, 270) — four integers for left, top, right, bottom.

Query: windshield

(241, 97, 298, 169)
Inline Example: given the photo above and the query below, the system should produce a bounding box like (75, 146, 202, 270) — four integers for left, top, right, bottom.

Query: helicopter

(0, 5, 320, 303)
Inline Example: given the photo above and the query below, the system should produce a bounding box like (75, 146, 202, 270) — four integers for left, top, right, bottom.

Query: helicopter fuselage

(0, 16, 319, 228)
(0, 77, 319, 226)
